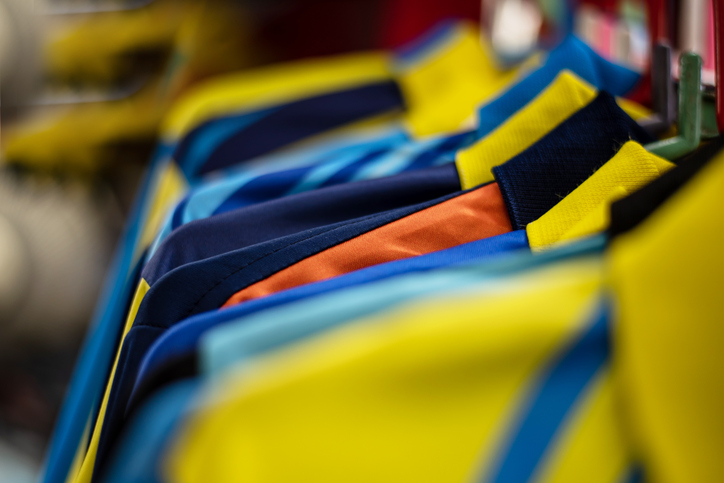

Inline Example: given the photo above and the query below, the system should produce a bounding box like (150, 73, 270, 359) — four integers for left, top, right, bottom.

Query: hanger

(639, 42, 676, 134)
(645, 51, 703, 160)
(648, 0, 724, 159)
(642, 0, 724, 159)
(647, 0, 674, 44)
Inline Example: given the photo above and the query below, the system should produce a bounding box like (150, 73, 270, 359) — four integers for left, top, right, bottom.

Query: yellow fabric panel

(165, 258, 603, 483)
(609, 150, 724, 483)
(138, 162, 188, 253)
(64, 416, 92, 483)
(160, 0, 262, 100)
(6, 1, 263, 174)
(46, 0, 187, 83)
(455, 72, 653, 190)
(555, 186, 629, 247)
(615, 97, 652, 121)
(456, 71, 597, 190)
(3, 78, 169, 175)
(396, 23, 522, 138)
(161, 52, 393, 142)
(535, 370, 632, 483)
(72, 279, 151, 483)
(527, 142, 674, 250)
(68, 160, 185, 483)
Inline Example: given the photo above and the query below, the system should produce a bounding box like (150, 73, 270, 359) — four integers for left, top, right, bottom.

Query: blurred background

(0, 0, 714, 481)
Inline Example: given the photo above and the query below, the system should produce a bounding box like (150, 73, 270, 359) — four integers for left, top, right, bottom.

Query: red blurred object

(714, 0, 724, 132)
(626, 0, 673, 106)
(380, 0, 481, 48)
(578, 0, 619, 12)
(255, 0, 386, 60)
(648, 0, 672, 42)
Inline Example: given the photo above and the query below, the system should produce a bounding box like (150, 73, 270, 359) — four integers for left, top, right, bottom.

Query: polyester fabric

(166, 258, 627, 483)
(127, 230, 531, 419)
(220, 92, 651, 308)
(143, 73, 649, 285)
(493, 92, 653, 231)
(103, 236, 607, 483)
(609, 147, 724, 483)
(131, 140, 676, 426)
(149, 34, 642, 253)
(94, 188, 491, 479)
(59, 22, 524, 483)
(75, 32, 644, 483)
(142, 163, 461, 286)
(608, 135, 724, 239)
(455, 70, 650, 190)
(215, 181, 509, 306)
(527, 141, 674, 250)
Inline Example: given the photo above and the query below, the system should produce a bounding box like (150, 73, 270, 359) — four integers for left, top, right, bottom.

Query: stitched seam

(181, 217, 377, 319)
(182, 192, 462, 319)
(147, 199, 448, 328)
(141, 217, 374, 330)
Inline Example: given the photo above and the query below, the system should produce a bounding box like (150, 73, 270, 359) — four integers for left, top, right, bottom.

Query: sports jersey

(161, 50, 397, 173)
(167, 256, 617, 483)
(144, 71, 638, 285)
(173, 80, 406, 178)
(142, 163, 463, 287)
(88, 92, 651, 481)
(149, 37, 645, 253)
(52, 26, 450, 483)
(607, 136, 724, 238)
(131, 141, 670, 412)
(185, 142, 670, 384)
(220, 93, 651, 307)
(168, 21, 513, 180)
(163, 144, 724, 483)
(61, 29, 646, 483)
(472, 34, 640, 139)
(393, 21, 523, 137)
(102, 236, 607, 483)
(127, 231, 531, 416)
(455, 74, 649, 190)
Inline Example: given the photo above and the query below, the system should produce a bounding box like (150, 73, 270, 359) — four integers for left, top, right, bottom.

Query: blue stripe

(182, 172, 260, 223)
(319, 148, 391, 188)
(196, 81, 404, 176)
(620, 465, 645, 483)
(482, 302, 610, 483)
(406, 130, 476, 171)
(216, 125, 408, 181)
(37, 145, 176, 483)
(171, 195, 190, 230)
(102, 380, 199, 483)
(348, 136, 445, 182)
(285, 146, 392, 196)
(175, 108, 277, 178)
(211, 165, 316, 216)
